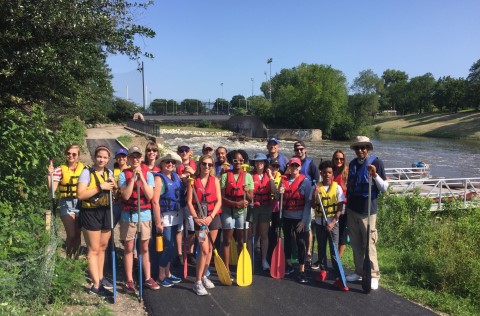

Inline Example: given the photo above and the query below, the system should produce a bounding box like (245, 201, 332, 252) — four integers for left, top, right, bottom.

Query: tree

(151, 99, 168, 115)
(211, 98, 229, 114)
(0, 0, 155, 119)
(407, 73, 436, 113)
(351, 69, 383, 117)
(108, 98, 140, 122)
(180, 99, 206, 114)
(433, 76, 466, 113)
(466, 59, 480, 110)
(230, 95, 248, 113)
(380, 69, 409, 112)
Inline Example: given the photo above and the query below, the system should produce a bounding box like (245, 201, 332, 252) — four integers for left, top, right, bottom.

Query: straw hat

(156, 152, 182, 167)
(350, 136, 374, 151)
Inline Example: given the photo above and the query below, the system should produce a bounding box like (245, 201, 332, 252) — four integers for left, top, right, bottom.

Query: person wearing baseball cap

(345, 136, 388, 290)
(266, 137, 289, 173)
(279, 156, 312, 284)
(202, 143, 214, 156)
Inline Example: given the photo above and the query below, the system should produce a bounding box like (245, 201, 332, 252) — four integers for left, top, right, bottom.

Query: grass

(373, 110, 480, 140)
(117, 135, 133, 146)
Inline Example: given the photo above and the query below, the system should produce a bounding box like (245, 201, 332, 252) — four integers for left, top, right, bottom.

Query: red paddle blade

(270, 237, 285, 279)
(183, 241, 188, 279)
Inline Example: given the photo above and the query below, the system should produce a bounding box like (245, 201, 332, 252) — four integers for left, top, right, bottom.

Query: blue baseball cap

(115, 148, 128, 156)
(267, 137, 279, 145)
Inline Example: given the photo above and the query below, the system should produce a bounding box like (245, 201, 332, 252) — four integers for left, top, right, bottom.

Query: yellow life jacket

(315, 181, 339, 218)
(59, 162, 85, 198)
(114, 165, 130, 183)
(81, 168, 110, 209)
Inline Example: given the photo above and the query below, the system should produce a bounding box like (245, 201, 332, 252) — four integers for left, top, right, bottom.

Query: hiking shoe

(89, 285, 113, 297)
(144, 278, 160, 290)
(202, 276, 215, 289)
(285, 265, 295, 275)
(333, 278, 349, 291)
(315, 270, 328, 282)
(187, 253, 197, 265)
(100, 277, 113, 290)
(305, 254, 312, 268)
(371, 278, 379, 290)
(297, 272, 308, 284)
(193, 281, 208, 296)
(262, 260, 270, 271)
(124, 280, 136, 294)
(310, 260, 320, 270)
(158, 278, 174, 287)
(346, 273, 362, 282)
(168, 274, 182, 284)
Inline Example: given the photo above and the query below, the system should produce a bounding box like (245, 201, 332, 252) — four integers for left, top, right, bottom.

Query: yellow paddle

(230, 236, 238, 265)
(237, 163, 252, 286)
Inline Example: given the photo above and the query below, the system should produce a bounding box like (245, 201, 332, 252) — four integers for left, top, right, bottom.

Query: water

(162, 133, 480, 179)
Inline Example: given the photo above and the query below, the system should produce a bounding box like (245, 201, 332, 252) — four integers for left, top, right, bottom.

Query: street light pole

(267, 58, 272, 101)
(251, 78, 254, 98)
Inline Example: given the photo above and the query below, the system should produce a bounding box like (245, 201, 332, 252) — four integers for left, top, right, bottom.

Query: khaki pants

(347, 208, 380, 278)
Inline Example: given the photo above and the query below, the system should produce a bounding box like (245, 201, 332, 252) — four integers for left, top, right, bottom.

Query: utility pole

(267, 58, 272, 101)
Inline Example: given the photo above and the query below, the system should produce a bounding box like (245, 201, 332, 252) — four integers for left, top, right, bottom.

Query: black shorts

(194, 215, 222, 231)
(79, 206, 111, 231)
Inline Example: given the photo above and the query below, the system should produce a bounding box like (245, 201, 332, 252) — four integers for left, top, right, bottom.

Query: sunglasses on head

(232, 159, 244, 164)
(66, 152, 78, 157)
(146, 148, 158, 153)
(203, 148, 213, 152)
(354, 146, 368, 151)
(201, 162, 213, 168)
(178, 148, 189, 153)
(163, 160, 176, 165)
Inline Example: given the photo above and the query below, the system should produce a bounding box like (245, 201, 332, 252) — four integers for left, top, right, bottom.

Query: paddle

(136, 178, 143, 302)
(183, 213, 188, 279)
(229, 236, 238, 265)
(236, 197, 253, 286)
(362, 175, 373, 294)
(190, 177, 232, 286)
(270, 193, 285, 279)
(108, 189, 117, 302)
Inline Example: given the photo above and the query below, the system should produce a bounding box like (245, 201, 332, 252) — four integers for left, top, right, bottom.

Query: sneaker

(89, 284, 113, 297)
(100, 277, 113, 290)
(168, 274, 182, 284)
(262, 260, 270, 271)
(310, 260, 320, 270)
(305, 254, 312, 268)
(315, 270, 327, 282)
(371, 278, 379, 290)
(333, 278, 349, 291)
(193, 281, 208, 296)
(124, 280, 136, 294)
(158, 278, 174, 287)
(297, 272, 308, 284)
(144, 278, 160, 290)
(202, 276, 215, 289)
(187, 253, 197, 265)
(346, 273, 362, 282)
(285, 265, 295, 275)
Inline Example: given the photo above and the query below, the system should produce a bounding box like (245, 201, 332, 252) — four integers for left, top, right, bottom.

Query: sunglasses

(289, 164, 300, 168)
(201, 162, 213, 168)
(271, 164, 280, 168)
(163, 160, 176, 165)
(334, 157, 345, 161)
(66, 152, 78, 157)
(203, 148, 213, 152)
(178, 148, 189, 153)
(354, 146, 368, 151)
(294, 147, 305, 152)
(232, 159, 244, 164)
(146, 148, 158, 153)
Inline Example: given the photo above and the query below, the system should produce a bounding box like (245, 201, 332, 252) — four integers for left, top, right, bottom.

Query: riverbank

(373, 110, 480, 140)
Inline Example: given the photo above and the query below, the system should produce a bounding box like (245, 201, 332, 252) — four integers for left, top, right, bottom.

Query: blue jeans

(159, 224, 179, 268)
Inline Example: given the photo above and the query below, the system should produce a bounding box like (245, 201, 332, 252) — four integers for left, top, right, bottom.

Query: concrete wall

(267, 129, 322, 141)
(226, 115, 268, 138)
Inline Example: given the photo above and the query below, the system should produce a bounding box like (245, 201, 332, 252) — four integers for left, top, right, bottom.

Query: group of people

(47, 135, 387, 298)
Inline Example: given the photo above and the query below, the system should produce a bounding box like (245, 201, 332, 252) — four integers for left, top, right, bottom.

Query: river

(161, 132, 480, 179)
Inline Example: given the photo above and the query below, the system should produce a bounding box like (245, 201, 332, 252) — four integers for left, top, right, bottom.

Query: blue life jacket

(156, 172, 183, 212)
(300, 157, 314, 184)
(348, 155, 379, 199)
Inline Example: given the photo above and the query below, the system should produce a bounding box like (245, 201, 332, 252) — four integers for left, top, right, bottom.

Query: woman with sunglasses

(187, 155, 222, 295)
(249, 153, 276, 271)
(332, 150, 349, 258)
(220, 150, 254, 273)
(279, 157, 312, 284)
(143, 141, 160, 172)
(151, 152, 184, 287)
(77, 145, 116, 297)
(47, 143, 85, 258)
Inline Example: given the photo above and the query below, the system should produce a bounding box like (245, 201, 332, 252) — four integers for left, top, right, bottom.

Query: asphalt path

(143, 261, 437, 316)
(85, 138, 122, 170)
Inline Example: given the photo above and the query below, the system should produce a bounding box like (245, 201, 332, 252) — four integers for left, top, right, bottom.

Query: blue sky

(107, 0, 480, 106)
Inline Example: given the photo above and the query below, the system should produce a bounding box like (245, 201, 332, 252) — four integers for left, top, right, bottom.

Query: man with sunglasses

(293, 140, 320, 270)
(202, 143, 215, 156)
(266, 137, 289, 174)
(345, 136, 388, 290)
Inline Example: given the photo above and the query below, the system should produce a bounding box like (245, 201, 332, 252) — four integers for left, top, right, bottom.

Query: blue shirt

(118, 171, 155, 222)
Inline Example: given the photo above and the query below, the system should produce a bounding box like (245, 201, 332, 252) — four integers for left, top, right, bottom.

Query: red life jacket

(121, 164, 152, 211)
(252, 171, 271, 206)
(142, 162, 160, 173)
(225, 170, 246, 208)
(333, 173, 347, 204)
(281, 174, 307, 211)
(176, 160, 197, 176)
(193, 175, 219, 216)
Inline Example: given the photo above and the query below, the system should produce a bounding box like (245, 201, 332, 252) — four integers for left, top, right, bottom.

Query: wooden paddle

(270, 193, 285, 279)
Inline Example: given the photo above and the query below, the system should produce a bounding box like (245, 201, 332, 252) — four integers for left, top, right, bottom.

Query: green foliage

(49, 256, 87, 304)
(197, 120, 213, 128)
(108, 97, 140, 122)
(118, 135, 133, 147)
(211, 98, 230, 114)
(180, 99, 206, 114)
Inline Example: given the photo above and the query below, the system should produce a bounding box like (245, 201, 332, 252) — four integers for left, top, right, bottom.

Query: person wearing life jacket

(112, 148, 130, 224)
(266, 157, 284, 264)
(279, 157, 312, 284)
(143, 141, 161, 172)
(202, 143, 215, 156)
(47, 143, 84, 258)
(332, 150, 349, 259)
(119, 146, 159, 294)
(220, 149, 254, 271)
(293, 140, 320, 270)
(175, 144, 197, 267)
(345, 136, 388, 291)
(266, 137, 290, 174)
(151, 152, 184, 288)
(186, 155, 222, 295)
(76, 145, 116, 297)
(312, 160, 348, 291)
(215, 146, 232, 176)
(249, 153, 276, 271)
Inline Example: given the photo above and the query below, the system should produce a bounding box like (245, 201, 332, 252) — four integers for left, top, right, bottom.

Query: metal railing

(127, 120, 160, 136)
(385, 167, 431, 180)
